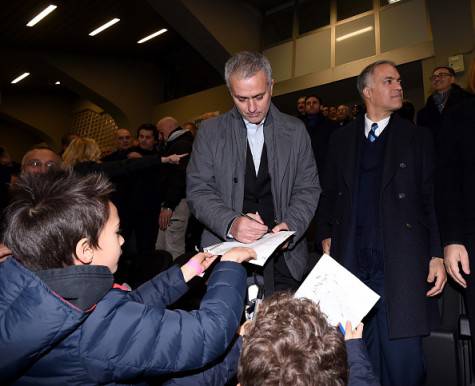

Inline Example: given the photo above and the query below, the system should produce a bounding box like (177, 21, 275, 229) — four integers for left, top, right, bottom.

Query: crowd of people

(0, 50, 475, 386)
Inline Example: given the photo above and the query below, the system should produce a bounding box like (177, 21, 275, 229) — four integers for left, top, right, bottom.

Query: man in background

(156, 116, 193, 259)
(417, 66, 472, 141)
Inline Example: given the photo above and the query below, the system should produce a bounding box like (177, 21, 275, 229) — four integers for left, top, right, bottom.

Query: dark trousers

(263, 252, 300, 295)
(358, 248, 426, 386)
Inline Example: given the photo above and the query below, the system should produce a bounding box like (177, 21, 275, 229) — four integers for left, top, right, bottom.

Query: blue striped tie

(368, 122, 378, 143)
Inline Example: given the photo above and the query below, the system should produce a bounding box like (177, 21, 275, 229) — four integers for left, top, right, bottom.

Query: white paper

(204, 231, 295, 266)
(295, 254, 380, 328)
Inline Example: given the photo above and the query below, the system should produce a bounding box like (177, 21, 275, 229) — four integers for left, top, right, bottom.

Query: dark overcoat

(317, 113, 441, 339)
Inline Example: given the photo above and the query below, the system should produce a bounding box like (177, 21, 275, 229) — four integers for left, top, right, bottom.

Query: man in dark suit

(417, 66, 472, 142)
(436, 95, 475, 372)
(317, 60, 446, 385)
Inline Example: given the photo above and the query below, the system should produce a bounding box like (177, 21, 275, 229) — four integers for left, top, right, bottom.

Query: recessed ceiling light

(11, 72, 30, 84)
(55, 81, 61, 85)
(26, 5, 57, 27)
(89, 18, 120, 37)
(137, 28, 167, 44)
(336, 26, 373, 42)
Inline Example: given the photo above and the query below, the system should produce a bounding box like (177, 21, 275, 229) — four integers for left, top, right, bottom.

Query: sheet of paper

(204, 231, 295, 266)
(295, 254, 380, 328)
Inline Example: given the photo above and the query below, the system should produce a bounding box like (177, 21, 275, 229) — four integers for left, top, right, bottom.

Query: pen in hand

(240, 212, 264, 224)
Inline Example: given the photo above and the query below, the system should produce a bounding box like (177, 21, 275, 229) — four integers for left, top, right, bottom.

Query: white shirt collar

(364, 114, 391, 138)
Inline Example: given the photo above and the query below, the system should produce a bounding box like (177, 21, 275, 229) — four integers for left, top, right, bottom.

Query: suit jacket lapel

(230, 107, 247, 176)
(265, 104, 291, 188)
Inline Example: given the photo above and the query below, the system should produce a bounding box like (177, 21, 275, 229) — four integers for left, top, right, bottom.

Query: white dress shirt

(364, 114, 391, 139)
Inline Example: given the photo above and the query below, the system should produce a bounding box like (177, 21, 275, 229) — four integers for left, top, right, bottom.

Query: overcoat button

(399, 162, 407, 168)
(398, 193, 406, 199)
(405, 223, 412, 229)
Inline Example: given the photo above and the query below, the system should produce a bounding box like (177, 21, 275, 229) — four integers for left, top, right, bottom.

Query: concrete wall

(0, 90, 76, 150)
(153, 84, 232, 124)
(45, 52, 163, 129)
(0, 119, 48, 162)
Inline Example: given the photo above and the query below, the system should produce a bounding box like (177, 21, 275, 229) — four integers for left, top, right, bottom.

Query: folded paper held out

(204, 231, 295, 266)
(295, 254, 380, 328)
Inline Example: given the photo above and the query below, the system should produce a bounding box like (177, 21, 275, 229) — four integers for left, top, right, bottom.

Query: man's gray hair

(356, 60, 397, 98)
(224, 51, 272, 90)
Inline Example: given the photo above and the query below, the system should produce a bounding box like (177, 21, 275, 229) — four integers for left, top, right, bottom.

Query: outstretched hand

(181, 252, 217, 282)
(163, 153, 188, 164)
(221, 247, 257, 263)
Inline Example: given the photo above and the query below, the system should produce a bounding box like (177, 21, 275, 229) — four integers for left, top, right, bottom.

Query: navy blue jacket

(0, 258, 247, 385)
(163, 337, 379, 386)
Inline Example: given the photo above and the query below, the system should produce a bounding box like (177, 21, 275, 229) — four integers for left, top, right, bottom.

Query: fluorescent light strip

(336, 26, 373, 42)
(137, 28, 167, 44)
(11, 72, 30, 84)
(26, 4, 57, 27)
(89, 18, 120, 37)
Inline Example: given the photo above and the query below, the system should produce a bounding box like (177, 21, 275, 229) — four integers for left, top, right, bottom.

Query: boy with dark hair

(238, 292, 379, 386)
(0, 169, 256, 385)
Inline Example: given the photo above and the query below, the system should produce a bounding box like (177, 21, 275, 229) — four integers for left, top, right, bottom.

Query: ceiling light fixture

(89, 18, 120, 37)
(336, 26, 373, 42)
(388, 0, 401, 3)
(11, 72, 30, 84)
(137, 28, 167, 44)
(26, 4, 57, 27)
(55, 81, 61, 85)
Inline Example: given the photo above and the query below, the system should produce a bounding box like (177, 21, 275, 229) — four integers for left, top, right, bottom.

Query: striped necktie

(368, 122, 378, 143)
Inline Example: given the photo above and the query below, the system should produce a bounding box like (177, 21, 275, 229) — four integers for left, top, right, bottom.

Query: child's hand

(181, 252, 217, 282)
(239, 320, 253, 336)
(344, 321, 364, 341)
(221, 247, 257, 263)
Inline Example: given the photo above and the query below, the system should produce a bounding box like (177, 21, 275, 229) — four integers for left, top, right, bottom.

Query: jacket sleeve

(100, 156, 162, 179)
(162, 138, 193, 210)
(346, 339, 380, 386)
(282, 124, 321, 247)
(162, 336, 242, 386)
(127, 265, 189, 307)
(418, 127, 443, 258)
(82, 261, 247, 382)
(187, 123, 240, 240)
(435, 108, 465, 246)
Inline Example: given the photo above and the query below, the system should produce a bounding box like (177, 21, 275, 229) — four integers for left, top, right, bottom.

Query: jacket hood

(0, 258, 112, 383)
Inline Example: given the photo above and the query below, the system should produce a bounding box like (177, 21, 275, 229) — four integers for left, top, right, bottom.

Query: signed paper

(204, 231, 295, 266)
(295, 254, 380, 327)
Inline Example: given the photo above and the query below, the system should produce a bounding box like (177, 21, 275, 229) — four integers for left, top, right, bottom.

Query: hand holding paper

(205, 231, 295, 266)
(295, 254, 380, 329)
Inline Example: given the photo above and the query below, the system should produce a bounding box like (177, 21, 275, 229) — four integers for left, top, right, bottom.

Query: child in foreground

(238, 292, 380, 386)
(0, 169, 255, 385)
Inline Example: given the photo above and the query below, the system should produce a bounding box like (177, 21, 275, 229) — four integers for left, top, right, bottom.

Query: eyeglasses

(24, 159, 58, 169)
(430, 73, 453, 81)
